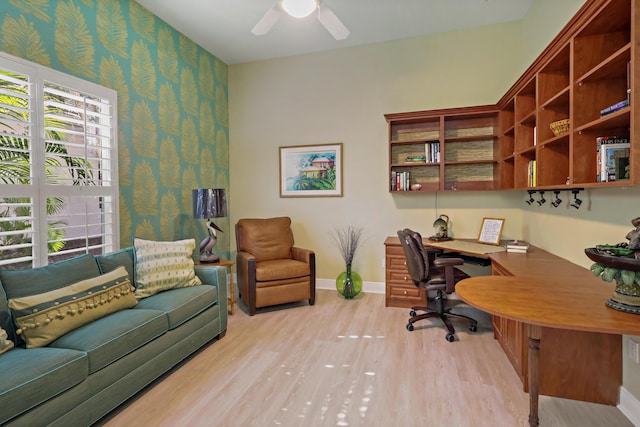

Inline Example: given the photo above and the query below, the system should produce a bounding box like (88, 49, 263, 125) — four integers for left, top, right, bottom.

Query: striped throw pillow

(134, 238, 201, 298)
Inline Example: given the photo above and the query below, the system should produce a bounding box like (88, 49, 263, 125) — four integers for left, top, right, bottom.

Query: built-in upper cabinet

(386, 0, 636, 192)
(386, 106, 498, 192)
(500, 0, 635, 191)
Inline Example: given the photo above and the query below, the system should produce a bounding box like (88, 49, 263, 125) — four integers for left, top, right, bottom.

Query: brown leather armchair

(235, 217, 315, 316)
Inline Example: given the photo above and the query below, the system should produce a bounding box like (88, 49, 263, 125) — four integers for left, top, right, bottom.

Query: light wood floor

(97, 290, 633, 427)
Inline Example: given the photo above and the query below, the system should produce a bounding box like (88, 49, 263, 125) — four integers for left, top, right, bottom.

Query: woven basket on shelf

(550, 119, 570, 136)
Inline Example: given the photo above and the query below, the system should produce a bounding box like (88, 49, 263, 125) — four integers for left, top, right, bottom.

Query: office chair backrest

(405, 228, 433, 274)
(397, 229, 427, 284)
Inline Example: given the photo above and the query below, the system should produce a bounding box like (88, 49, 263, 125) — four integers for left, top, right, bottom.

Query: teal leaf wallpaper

(0, 0, 230, 257)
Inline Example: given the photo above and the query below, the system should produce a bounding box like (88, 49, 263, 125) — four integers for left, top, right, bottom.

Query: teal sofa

(0, 247, 228, 426)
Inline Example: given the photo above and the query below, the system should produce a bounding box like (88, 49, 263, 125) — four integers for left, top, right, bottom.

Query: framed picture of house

(279, 143, 343, 197)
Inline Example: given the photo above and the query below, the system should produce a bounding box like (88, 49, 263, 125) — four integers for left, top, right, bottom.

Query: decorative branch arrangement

(332, 225, 365, 265)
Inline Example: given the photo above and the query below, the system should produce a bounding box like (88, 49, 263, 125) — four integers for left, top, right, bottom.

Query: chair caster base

(406, 323, 414, 331)
(409, 310, 417, 317)
(469, 324, 478, 333)
(445, 333, 455, 342)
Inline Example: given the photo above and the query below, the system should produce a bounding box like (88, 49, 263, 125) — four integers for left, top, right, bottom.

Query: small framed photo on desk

(477, 217, 505, 245)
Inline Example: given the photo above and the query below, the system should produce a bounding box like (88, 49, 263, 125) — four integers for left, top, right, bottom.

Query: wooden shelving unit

(386, 0, 637, 193)
(499, 0, 635, 191)
(385, 106, 499, 192)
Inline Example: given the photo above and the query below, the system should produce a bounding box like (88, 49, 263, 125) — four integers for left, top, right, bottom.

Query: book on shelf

(533, 126, 537, 146)
(596, 136, 630, 182)
(628, 60, 632, 102)
(600, 99, 629, 117)
(405, 155, 426, 163)
(527, 160, 537, 187)
(505, 240, 529, 253)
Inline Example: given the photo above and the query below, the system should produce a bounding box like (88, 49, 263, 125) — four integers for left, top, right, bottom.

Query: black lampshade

(192, 188, 227, 219)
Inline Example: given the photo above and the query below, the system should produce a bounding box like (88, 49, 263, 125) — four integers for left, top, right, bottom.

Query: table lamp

(192, 188, 227, 262)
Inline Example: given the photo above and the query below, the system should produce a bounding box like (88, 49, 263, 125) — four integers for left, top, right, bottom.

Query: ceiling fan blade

(317, 4, 350, 40)
(251, 5, 281, 36)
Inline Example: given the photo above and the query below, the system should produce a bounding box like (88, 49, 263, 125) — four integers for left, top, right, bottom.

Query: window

(0, 52, 118, 269)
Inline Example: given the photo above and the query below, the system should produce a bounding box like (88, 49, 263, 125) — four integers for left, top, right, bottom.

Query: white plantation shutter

(0, 52, 118, 269)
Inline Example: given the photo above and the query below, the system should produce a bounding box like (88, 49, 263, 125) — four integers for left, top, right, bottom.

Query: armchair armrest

(291, 247, 316, 305)
(291, 246, 314, 263)
(236, 250, 257, 314)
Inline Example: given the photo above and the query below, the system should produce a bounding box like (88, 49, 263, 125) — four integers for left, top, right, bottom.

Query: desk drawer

(386, 255, 407, 270)
(389, 285, 421, 298)
(387, 270, 412, 284)
(386, 284, 424, 307)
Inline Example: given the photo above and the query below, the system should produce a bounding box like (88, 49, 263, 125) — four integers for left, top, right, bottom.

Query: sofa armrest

(194, 265, 228, 332)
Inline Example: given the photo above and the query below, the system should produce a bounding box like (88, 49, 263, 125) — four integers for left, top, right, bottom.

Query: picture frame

(477, 217, 505, 245)
(279, 143, 343, 198)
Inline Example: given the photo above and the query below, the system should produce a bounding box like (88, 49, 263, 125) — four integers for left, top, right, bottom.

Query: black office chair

(397, 228, 478, 342)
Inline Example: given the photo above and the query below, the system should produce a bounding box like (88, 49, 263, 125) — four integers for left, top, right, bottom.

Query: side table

(194, 259, 235, 315)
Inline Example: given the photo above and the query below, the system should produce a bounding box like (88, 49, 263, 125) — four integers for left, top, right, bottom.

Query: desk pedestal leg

(527, 324, 542, 427)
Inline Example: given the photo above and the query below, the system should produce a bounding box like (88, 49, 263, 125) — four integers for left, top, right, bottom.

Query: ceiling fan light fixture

(280, 0, 318, 18)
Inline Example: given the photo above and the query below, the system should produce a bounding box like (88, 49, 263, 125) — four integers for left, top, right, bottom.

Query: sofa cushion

(0, 254, 100, 299)
(49, 308, 167, 374)
(135, 285, 218, 329)
(8, 267, 137, 348)
(0, 347, 87, 425)
(96, 247, 135, 284)
(134, 238, 201, 298)
(236, 217, 294, 261)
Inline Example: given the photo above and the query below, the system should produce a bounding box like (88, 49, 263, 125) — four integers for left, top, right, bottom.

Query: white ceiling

(135, 0, 535, 65)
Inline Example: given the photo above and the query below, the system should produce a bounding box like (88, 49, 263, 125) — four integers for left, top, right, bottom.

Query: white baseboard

(316, 278, 385, 294)
(619, 386, 640, 426)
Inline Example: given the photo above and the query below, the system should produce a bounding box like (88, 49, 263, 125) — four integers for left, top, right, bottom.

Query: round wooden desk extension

(456, 275, 640, 427)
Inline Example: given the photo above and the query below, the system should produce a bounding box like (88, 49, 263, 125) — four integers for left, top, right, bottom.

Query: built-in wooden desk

(457, 275, 640, 426)
(384, 237, 624, 407)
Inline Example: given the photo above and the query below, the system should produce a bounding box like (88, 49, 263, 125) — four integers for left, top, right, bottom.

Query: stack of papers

(506, 240, 529, 253)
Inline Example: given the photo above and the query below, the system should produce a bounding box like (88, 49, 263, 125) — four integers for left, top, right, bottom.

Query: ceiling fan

(252, 0, 350, 40)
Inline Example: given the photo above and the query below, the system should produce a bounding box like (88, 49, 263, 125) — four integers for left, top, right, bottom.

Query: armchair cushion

(255, 259, 310, 282)
(236, 217, 294, 261)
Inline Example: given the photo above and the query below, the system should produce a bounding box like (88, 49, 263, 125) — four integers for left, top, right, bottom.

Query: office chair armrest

(433, 257, 464, 268)
(424, 246, 443, 254)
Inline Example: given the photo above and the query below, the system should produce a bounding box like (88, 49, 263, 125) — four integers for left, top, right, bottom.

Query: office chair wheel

(409, 310, 417, 316)
(469, 324, 478, 333)
(406, 323, 415, 331)
(445, 333, 455, 342)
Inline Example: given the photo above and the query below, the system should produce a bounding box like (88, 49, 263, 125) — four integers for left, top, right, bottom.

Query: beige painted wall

(229, 0, 640, 404)
(229, 21, 524, 283)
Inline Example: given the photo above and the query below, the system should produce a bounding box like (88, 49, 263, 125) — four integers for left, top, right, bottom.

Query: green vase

(336, 263, 362, 299)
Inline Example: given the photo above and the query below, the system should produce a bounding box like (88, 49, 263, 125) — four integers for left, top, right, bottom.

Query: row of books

(505, 240, 529, 253)
(390, 171, 412, 191)
(424, 142, 440, 163)
(596, 136, 630, 182)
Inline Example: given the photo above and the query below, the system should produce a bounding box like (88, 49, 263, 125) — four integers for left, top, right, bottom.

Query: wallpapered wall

(0, 0, 230, 255)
